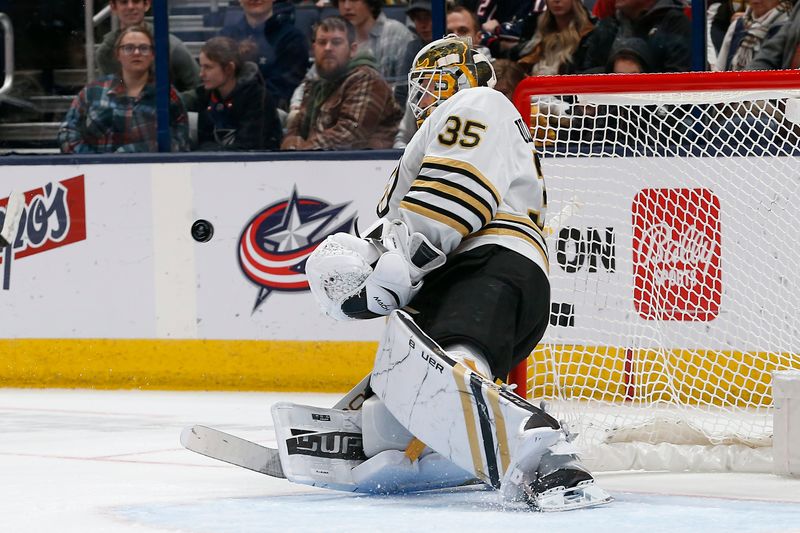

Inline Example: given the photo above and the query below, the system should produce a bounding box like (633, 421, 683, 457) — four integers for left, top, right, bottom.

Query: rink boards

(0, 155, 797, 392)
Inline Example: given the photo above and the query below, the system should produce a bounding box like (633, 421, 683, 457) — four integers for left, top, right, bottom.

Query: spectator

(220, 0, 309, 109)
(579, 0, 691, 73)
(517, 0, 595, 75)
(281, 16, 402, 150)
(606, 37, 655, 72)
(747, 0, 800, 69)
(470, 0, 547, 58)
(398, 1, 434, 106)
(707, 1, 747, 68)
(407, 1, 433, 45)
(96, 0, 200, 95)
(190, 37, 282, 151)
(58, 25, 190, 153)
(492, 58, 527, 101)
(333, 0, 415, 89)
(447, 6, 493, 59)
(714, 0, 792, 71)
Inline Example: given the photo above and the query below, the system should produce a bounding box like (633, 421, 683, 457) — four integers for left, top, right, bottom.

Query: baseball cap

(406, 0, 432, 14)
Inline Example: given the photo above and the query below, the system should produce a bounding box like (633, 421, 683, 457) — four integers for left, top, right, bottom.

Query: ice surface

(1, 389, 799, 533)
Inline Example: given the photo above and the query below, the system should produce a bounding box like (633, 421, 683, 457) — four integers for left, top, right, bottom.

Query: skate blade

(530, 480, 613, 512)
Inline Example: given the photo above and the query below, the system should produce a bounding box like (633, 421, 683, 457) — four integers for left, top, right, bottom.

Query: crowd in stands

(43, 0, 800, 154)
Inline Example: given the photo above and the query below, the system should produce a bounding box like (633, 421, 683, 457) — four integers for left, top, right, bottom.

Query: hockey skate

(500, 421, 613, 512)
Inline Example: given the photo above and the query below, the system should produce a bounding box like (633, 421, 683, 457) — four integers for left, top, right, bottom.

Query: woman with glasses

(189, 36, 282, 151)
(57, 25, 190, 153)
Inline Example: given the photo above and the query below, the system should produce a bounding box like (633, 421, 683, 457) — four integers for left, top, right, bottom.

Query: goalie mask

(407, 34, 496, 126)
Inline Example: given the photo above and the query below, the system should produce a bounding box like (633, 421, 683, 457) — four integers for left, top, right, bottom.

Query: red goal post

(512, 70, 800, 119)
(508, 70, 800, 472)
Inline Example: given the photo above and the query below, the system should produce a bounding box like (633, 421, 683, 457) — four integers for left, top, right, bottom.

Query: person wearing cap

(397, 0, 433, 107)
(605, 37, 655, 72)
(407, 0, 433, 44)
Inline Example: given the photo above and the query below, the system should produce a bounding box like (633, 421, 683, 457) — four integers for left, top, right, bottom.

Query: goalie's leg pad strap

(371, 310, 562, 488)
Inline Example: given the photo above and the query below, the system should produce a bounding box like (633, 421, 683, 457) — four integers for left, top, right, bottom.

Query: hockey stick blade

(180, 376, 371, 478)
(180, 425, 285, 478)
(0, 191, 24, 248)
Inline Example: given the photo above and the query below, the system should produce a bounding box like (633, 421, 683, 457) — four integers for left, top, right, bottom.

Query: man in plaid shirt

(281, 16, 402, 151)
(58, 77, 190, 153)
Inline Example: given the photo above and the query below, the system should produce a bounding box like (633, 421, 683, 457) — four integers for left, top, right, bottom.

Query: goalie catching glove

(306, 219, 446, 321)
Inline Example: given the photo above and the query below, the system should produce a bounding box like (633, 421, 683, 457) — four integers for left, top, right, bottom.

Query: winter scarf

(720, 1, 792, 71)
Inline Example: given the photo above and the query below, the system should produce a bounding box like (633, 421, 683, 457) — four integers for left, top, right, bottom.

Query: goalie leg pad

(371, 311, 613, 510)
(271, 402, 366, 491)
(371, 310, 563, 488)
(271, 401, 478, 494)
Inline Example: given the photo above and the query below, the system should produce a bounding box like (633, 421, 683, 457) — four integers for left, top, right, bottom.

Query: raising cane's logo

(0, 175, 87, 290)
(238, 187, 357, 312)
(632, 188, 721, 321)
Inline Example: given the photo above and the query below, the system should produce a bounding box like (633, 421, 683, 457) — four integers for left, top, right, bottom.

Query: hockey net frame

(509, 71, 800, 473)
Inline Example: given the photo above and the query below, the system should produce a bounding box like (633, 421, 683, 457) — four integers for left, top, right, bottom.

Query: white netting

(515, 73, 800, 472)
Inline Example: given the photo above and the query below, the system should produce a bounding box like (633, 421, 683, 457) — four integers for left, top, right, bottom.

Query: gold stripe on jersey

(493, 214, 549, 256)
(453, 363, 489, 483)
(377, 162, 401, 217)
(411, 177, 493, 226)
(470, 225, 549, 273)
(495, 212, 546, 238)
(400, 198, 471, 236)
(485, 385, 511, 474)
(420, 156, 501, 207)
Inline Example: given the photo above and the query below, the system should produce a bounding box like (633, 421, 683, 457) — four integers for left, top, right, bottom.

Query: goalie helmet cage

(509, 70, 800, 473)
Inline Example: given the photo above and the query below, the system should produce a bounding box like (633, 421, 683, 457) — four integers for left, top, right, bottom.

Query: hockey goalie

(271, 34, 612, 512)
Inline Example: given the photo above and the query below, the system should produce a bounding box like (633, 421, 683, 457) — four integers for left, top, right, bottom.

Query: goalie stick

(180, 425, 285, 477)
(180, 373, 373, 478)
(1, 191, 25, 291)
(0, 191, 24, 249)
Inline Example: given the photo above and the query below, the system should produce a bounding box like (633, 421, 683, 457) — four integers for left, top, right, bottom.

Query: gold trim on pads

(485, 386, 511, 473)
(0, 339, 377, 391)
(453, 362, 487, 483)
(404, 437, 427, 462)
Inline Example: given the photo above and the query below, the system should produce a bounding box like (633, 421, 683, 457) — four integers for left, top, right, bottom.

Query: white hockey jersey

(377, 87, 549, 277)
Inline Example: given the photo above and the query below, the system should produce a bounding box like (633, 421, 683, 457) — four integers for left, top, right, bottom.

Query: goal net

(511, 71, 800, 472)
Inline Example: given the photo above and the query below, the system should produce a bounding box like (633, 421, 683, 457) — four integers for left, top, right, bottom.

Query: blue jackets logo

(238, 187, 356, 311)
